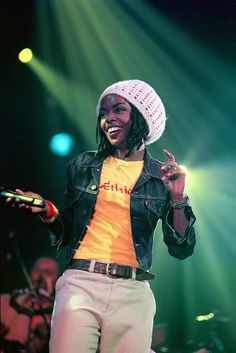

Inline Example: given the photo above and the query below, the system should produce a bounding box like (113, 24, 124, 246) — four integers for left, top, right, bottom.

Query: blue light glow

(49, 133, 74, 156)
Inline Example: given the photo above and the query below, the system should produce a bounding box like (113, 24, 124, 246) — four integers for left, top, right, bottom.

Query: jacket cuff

(164, 205, 196, 243)
(162, 205, 196, 259)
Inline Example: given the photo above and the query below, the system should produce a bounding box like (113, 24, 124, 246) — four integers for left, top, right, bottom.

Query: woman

(9, 80, 196, 353)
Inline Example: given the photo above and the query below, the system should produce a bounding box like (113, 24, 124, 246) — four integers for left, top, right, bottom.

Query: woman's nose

(105, 111, 116, 122)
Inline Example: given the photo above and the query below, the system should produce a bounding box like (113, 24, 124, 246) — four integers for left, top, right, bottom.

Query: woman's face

(99, 94, 132, 150)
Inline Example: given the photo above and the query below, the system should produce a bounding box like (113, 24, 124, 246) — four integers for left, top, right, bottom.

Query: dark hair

(96, 104, 149, 157)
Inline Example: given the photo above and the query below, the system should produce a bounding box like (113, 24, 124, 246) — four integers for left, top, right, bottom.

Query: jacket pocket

(64, 189, 83, 209)
(144, 199, 166, 217)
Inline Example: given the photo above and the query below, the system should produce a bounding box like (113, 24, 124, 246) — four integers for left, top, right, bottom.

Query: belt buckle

(106, 263, 117, 278)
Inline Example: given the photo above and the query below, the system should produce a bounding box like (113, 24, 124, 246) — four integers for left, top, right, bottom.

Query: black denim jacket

(47, 149, 196, 270)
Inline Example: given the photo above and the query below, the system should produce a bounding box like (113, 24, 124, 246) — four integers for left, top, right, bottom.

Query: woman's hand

(161, 150, 187, 201)
(6, 189, 49, 214)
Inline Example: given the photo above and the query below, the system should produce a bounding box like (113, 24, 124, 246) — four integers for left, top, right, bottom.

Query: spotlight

(195, 312, 215, 321)
(18, 48, 33, 63)
(179, 165, 188, 174)
(49, 133, 74, 156)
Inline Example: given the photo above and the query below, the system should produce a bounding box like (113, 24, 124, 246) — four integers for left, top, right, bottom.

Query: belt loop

(89, 260, 96, 272)
(132, 267, 136, 280)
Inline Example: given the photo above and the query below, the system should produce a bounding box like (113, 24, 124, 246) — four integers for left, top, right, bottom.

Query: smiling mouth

(107, 126, 122, 134)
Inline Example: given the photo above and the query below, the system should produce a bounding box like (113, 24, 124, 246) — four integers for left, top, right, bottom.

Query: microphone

(0, 187, 45, 208)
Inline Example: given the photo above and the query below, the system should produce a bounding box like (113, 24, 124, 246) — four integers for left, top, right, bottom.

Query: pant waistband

(66, 259, 155, 281)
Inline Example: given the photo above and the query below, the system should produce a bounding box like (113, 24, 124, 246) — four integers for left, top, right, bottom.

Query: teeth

(108, 126, 122, 133)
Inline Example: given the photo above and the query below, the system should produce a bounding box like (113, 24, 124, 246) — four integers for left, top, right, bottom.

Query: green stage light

(18, 48, 33, 63)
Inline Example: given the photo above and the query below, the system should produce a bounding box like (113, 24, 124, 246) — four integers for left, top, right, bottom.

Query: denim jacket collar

(79, 149, 163, 180)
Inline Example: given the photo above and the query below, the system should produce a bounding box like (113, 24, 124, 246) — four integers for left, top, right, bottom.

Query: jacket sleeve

(161, 203, 196, 259)
(42, 158, 75, 249)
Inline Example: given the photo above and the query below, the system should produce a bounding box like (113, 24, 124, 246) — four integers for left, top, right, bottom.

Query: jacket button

(91, 185, 97, 190)
(81, 210, 87, 216)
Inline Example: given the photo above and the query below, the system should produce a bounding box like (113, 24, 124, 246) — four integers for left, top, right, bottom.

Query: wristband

(40, 200, 58, 221)
(170, 196, 190, 209)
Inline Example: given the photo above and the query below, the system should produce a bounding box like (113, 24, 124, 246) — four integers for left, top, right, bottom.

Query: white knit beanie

(96, 79, 166, 144)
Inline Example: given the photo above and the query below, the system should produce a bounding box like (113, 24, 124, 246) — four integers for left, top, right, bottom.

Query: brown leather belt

(66, 259, 155, 281)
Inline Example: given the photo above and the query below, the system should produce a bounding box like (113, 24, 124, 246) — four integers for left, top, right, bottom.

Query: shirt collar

(79, 149, 163, 179)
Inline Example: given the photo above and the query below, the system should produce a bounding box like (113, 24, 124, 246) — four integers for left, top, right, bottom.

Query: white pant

(50, 269, 156, 353)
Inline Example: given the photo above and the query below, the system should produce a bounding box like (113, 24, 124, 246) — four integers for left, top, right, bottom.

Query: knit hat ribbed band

(96, 79, 166, 144)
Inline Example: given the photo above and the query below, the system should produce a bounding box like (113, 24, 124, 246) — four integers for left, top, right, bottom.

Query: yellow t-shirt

(73, 156, 144, 267)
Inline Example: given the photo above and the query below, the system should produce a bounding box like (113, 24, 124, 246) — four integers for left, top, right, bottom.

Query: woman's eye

(115, 108, 124, 113)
